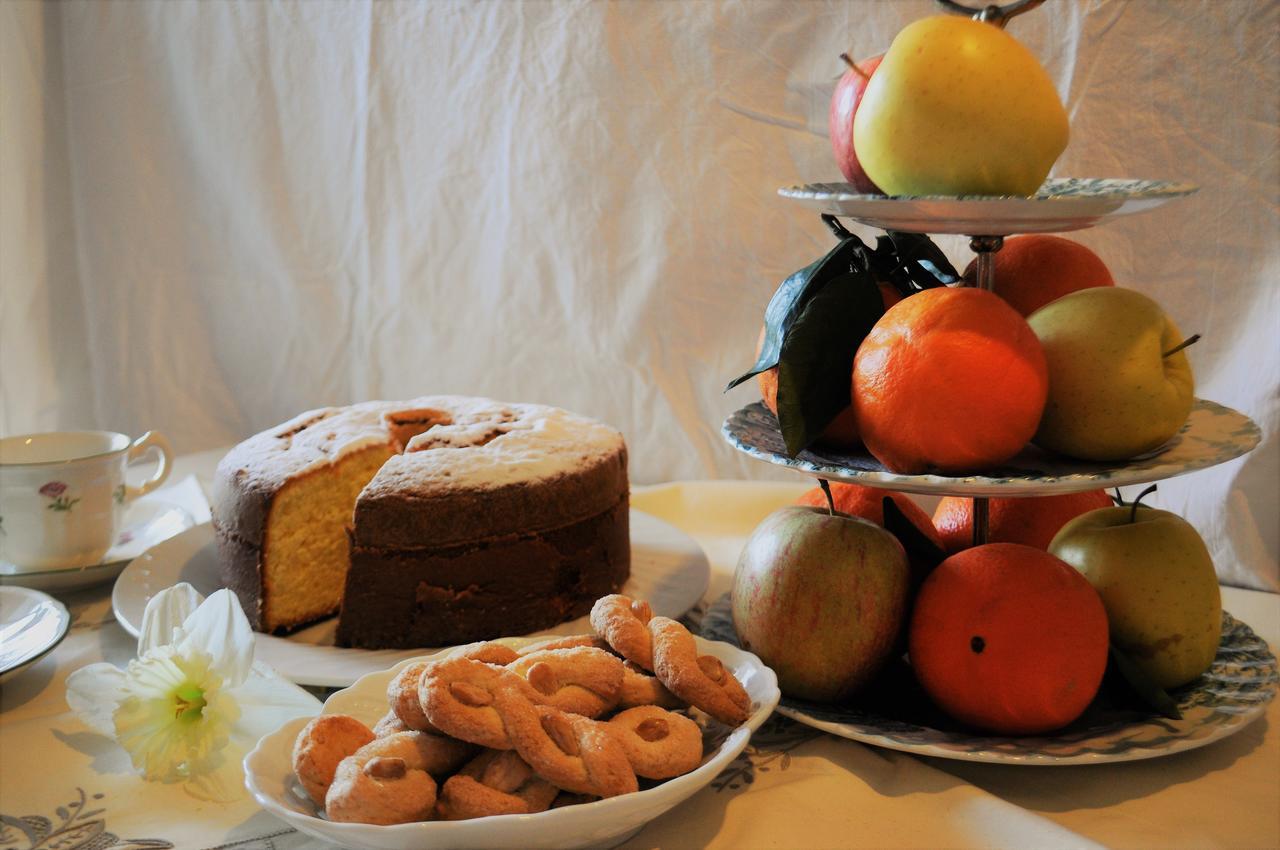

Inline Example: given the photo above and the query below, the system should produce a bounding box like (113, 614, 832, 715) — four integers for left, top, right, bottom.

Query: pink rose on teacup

(39, 481, 68, 498)
(39, 481, 79, 512)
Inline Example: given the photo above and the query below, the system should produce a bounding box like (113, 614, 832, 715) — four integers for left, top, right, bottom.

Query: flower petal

(139, 583, 204, 656)
(183, 747, 248, 802)
(175, 589, 255, 687)
(227, 664, 321, 748)
(65, 663, 127, 735)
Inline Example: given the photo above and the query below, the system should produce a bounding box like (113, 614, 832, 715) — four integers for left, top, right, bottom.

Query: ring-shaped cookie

(291, 714, 375, 807)
(325, 733, 451, 825)
(605, 705, 704, 779)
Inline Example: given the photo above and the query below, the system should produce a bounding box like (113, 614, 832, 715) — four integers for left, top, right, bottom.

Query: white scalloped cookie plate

(243, 635, 780, 850)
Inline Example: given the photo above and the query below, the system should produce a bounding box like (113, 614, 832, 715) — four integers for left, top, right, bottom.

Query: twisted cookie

(418, 657, 543, 749)
(618, 660, 684, 710)
(325, 731, 468, 825)
(436, 749, 559, 820)
(444, 641, 521, 666)
(606, 706, 704, 779)
(291, 714, 375, 806)
(649, 617, 751, 727)
(507, 647, 623, 718)
(517, 634, 612, 655)
(494, 693, 639, 798)
(590, 594, 655, 670)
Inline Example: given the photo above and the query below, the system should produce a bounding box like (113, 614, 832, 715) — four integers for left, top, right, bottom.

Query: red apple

(828, 53, 884, 194)
(732, 505, 909, 702)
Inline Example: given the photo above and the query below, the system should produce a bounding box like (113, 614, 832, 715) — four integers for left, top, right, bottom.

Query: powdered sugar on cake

(389, 397, 624, 490)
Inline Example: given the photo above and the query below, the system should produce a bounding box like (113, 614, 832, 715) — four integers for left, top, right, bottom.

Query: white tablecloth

(1, 454, 1276, 849)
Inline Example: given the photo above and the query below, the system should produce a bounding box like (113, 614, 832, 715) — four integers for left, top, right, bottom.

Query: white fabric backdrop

(2, 0, 1277, 589)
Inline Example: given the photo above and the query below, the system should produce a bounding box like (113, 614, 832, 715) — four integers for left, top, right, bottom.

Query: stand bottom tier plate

(700, 595, 1278, 765)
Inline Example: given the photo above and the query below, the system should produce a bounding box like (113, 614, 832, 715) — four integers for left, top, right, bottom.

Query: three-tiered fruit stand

(712, 177, 1277, 764)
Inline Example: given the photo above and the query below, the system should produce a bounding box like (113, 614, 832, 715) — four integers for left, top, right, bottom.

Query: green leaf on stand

(872, 232, 960, 297)
(725, 236, 863, 391)
(1106, 643, 1183, 720)
(776, 270, 885, 455)
(882, 496, 948, 590)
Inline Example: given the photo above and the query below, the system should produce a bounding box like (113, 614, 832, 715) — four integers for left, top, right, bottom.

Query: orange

(932, 490, 1113, 553)
(851, 286, 1048, 474)
(908, 543, 1109, 734)
(965, 234, 1115, 317)
(795, 481, 943, 549)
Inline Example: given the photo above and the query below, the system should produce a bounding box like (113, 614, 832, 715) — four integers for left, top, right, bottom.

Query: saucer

(0, 500, 196, 593)
(0, 586, 71, 681)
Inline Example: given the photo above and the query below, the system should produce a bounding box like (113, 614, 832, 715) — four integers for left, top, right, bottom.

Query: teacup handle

(124, 431, 173, 501)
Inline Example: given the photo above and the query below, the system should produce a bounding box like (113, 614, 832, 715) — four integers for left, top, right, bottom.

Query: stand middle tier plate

(723, 398, 1260, 497)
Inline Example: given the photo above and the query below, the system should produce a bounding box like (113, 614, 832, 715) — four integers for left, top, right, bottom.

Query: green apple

(853, 15, 1068, 196)
(1029, 287, 1195, 461)
(1049, 500, 1221, 689)
(731, 504, 909, 702)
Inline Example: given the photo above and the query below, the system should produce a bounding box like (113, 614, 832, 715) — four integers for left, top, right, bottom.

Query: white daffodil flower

(66, 583, 319, 802)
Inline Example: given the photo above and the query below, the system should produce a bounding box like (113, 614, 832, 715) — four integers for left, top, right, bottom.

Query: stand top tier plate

(723, 398, 1260, 497)
(778, 178, 1197, 235)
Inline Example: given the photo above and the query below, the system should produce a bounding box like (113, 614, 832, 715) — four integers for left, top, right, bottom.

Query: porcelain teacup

(0, 431, 173, 570)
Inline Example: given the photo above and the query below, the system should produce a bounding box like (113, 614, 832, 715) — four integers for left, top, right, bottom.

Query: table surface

(1, 448, 1276, 850)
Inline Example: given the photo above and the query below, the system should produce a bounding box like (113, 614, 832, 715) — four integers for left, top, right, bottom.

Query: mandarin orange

(965, 234, 1114, 317)
(851, 287, 1048, 474)
(908, 543, 1109, 735)
(932, 490, 1114, 553)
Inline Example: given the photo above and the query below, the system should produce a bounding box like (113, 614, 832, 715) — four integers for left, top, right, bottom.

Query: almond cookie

(435, 750, 559, 820)
(618, 660, 685, 710)
(494, 694, 638, 798)
(649, 616, 751, 727)
(605, 706, 704, 779)
(507, 647, 624, 718)
(419, 657, 542, 749)
(590, 594, 655, 671)
(325, 734, 445, 825)
(291, 714, 375, 807)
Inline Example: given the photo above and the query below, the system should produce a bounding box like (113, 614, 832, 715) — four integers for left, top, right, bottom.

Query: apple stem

(1162, 334, 1201, 358)
(818, 478, 836, 516)
(840, 53, 871, 82)
(1129, 483, 1159, 524)
(1110, 488, 1125, 507)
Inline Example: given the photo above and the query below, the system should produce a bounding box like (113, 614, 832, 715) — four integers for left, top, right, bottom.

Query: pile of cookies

(291, 594, 753, 825)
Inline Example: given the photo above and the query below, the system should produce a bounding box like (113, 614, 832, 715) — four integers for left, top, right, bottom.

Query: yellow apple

(1050, 502, 1222, 690)
(853, 15, 1069, 197)
(1028, 287, 1195, 461)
